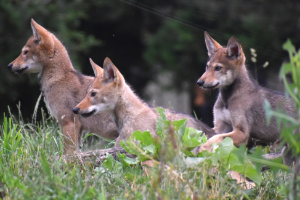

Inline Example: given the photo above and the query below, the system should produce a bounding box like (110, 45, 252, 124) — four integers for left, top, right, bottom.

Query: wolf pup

(8, 19, 118, 154)
(74, 58, 255, 189)
(194, 32, 294, 165)
(73, 58, 215, 147)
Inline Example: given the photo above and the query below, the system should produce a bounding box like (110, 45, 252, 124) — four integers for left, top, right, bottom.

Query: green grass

(0, 107, 292, 200)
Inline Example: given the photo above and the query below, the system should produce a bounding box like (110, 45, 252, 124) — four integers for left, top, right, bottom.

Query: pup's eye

(24, 50, 28, 55)
(215, 66, 222, 71)
(91, 92, 96, 97)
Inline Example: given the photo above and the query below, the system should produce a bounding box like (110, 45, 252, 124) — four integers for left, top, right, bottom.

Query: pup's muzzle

(73, 107, 79, 114)
(197, 80, 204, 86)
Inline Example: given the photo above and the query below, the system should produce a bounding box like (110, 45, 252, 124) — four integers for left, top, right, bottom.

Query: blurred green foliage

(1, 0, 300, 122)
(265, 40, 300, 198)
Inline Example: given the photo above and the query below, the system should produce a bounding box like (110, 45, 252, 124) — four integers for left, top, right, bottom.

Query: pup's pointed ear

(226, 36, 243, 59)
(204, 32, 222, 57)
(103, 57, 117, 82)
(89, 58, 103, 77)
(31, 19, 54, 48)
(31, 19, 41, 42)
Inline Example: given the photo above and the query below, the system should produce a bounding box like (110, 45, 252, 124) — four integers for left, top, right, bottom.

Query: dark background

(1, 0, 300, 127)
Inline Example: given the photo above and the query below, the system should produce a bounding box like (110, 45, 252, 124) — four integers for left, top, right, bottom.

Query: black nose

(8, 63, 13, 68)
(73, 107, 79, 114)
(197, 80, 204, 86)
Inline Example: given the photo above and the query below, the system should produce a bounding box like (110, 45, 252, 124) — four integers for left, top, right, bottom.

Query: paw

(192, 146, 201, 155)
(228, 171, 255, 189)
(210, 134, 226, 144)
(141, 160, 157, 176)
(198, 134, 226, 153)
(141, 160, 156, 168)
(198, 142, 214, 153)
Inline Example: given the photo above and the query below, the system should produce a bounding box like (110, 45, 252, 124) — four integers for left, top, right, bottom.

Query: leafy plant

(264, 39, 300, 199)
(120, 107, 264, 186)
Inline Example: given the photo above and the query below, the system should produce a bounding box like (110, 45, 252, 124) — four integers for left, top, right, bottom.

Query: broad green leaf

(206, 149, 220, 166)
(117, 153, 130, 167)
(143, 144, 156, 154)
(227, 153, 243, 169)
(185, 157, 206, 168)
(229, 148, 262, 185)
(137, 152, 154, 162)
(124, 156, 140, 165)
(283, 39, 295, 54)
(102, 153, 122, 171)
(182, 128, 205, 149)
(219, 137, 234, 160)
(124, 172, 136, 182)
(279, 63, 292, 79)
(247, 147, 264, 172)
(120, 140, 136, 155)
(245, 167, 262, 185)
(183, 150, 195, 157)
(131, 130, 154, 146)
(126, 139, 141, 155)
(196, 149, 211, 158)
(171, 119, 187, 137)
(184, 138, 201, 148)
(102, 153, 114, 170)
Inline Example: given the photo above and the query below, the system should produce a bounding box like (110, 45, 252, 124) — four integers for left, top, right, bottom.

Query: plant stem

(292, 157, 299, 199)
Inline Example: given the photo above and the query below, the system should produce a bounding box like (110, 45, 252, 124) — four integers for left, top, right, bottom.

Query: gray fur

(197, 32, 295, 166)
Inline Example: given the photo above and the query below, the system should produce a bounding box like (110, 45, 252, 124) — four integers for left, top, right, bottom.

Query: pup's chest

(43, 94, 57, 118)
(214, 107, 231, 124)
(42, 90, 62, 120)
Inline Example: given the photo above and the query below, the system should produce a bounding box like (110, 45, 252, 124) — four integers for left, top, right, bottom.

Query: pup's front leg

(61, 119, 83, 154)
(213, 118, 232, 134)
(196, 128, 249, 153)
(198, 134, 226, 152)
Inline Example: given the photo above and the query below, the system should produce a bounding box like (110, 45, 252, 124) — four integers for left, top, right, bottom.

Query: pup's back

(248, 85, 294, 144)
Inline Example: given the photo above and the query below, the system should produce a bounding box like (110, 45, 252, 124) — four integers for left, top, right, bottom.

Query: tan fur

(9, 19, 118, 154)
(228, 171, 255, 189)
(74, 58, 215, 147)
(195, 32, 295, 166)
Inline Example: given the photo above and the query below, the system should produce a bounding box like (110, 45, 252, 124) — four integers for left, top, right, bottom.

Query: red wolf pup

(74, 58, 256, 189)
(73, 58, 216, 147)
(8, 19, 118, 154)
(194, 32, 295, 165)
